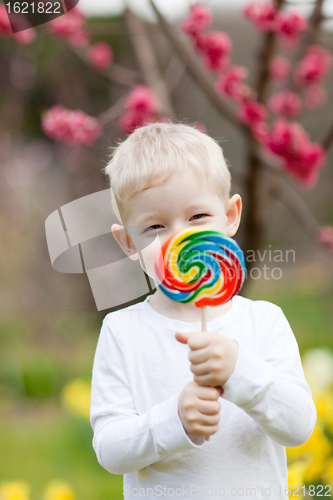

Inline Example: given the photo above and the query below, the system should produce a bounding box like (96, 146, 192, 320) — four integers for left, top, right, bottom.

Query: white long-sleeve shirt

(90, 295, 317, 500)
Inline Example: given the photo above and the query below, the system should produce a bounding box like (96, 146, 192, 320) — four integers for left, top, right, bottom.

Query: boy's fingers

(197, 400, 221, 415)
(187, 332, 214, 350)
(175, 331, 191, 344)
(195, 385, 221, 400)
(175, 331, 212, 349)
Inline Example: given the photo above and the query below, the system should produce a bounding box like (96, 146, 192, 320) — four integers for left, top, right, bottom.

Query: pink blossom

(193, 122, 207, 134)
(66, 111, 101, 144)
(0, 5, 36, 44)
(268, 119, 306, 157)
(215, 65, 248, 101)
(48, 7, 89, 46)
(199, 31, 232, 72)
(88, 42, 113, 71)
(49, 7, 84, 36)
(191, 32, 207, 52)
(119, 110, 152, 135)
(68, 29, 90, 47)
(275, 12, 307, 41)
(267, 118, 326, 186)
(270, 56, 291, 84)
(295, 45, 332, 87)
(269, 91, 301, 118)
(252, 121, 270, 146)
(300, 142, 326, 169)
(42, 105, 68, 141)
(318, 226, 333, 253)
(119, 115, 171, 135)
(14, 28, 36, 45)
(0, 4, 12, 36)
(181, 4, 212, 35)
(304, 84, 326, 110)
(243, 2, 277, 32)
(41, 105, 102, 145)
(239, 99, 268, 127)
(124, 85, 161, 116)
(120, 86, 162, 134)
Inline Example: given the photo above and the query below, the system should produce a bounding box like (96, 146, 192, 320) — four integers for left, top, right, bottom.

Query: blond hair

(103, 121, 231, 225)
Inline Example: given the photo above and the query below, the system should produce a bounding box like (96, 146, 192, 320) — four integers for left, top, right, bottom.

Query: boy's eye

(145, 214, 208, 231)
(146, 224, 164, 231)
(191, 214, 209, 220)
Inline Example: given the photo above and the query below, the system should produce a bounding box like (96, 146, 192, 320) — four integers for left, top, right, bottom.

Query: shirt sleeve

(90, 316, 204, 476)
(221, 303, 317, 447)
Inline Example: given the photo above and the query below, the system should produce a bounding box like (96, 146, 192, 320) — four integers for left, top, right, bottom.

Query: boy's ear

(226, 194, 242, 237)
(111, 223, 139, 261)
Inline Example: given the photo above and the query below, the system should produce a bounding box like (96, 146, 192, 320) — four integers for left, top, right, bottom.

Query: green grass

(0, 406, 123, 500)
(246, 277, 333, 355)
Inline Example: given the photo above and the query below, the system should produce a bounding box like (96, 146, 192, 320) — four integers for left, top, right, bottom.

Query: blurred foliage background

(1, 2, 333, 500)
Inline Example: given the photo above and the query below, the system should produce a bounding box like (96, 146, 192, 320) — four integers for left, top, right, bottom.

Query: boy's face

(113, 166, 242, 282)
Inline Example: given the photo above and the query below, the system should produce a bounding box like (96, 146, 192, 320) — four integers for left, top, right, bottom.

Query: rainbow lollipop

(154, 227, 246, 441)
(155, 226, 246, 330)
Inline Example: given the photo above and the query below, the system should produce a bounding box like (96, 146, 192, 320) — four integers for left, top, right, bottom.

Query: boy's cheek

(138, 234, 163, 281)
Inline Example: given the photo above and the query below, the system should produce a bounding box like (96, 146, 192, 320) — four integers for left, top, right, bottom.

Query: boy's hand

(175, 331, 239, 387)
(178, 380, 223, 438)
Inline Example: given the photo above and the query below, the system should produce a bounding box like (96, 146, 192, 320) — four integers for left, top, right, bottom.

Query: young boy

(90, 122, 316, 499)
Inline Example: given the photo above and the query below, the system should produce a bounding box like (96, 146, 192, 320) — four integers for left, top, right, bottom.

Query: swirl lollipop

(155, 226, 246, 330)
(154, 226, 246, 441)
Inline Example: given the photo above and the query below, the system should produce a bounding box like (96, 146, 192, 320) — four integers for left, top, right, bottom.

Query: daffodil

(288, 459, 310, 488)
(287, 424, 332, 463)
(61, 379, 90, 419)
(0, 480, 30, 500)
(303, 457, 326, 484)
(322, 457, 333, 490)
(313, 390, 333, 425)
(43, 480, 75, 500)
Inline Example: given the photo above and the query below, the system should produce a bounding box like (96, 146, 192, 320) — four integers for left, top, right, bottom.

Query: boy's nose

(169, 224, 189, 236)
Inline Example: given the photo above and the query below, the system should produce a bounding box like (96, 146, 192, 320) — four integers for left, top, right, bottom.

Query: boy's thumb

(175, 331, 191, 344)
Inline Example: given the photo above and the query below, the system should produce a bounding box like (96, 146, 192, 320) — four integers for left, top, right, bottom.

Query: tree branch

(164, 54, 187, 93)
(272, 180, 320, 239)
(66, 42, 140, 87)
(149, 0, 246, 131)
(125, 7, 175, 118)
(255, 0, 285, 102)
(240, 0, 286, 280)
(88, 21, 165, 36)
(286, 0, 325, 91)
(321, 119, 333, 151)
(97, 94, 127, 126)
(285, 0, 315, 4)
(234, 161, 331, 256)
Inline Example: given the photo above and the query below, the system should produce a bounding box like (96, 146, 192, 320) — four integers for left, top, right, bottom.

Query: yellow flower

(303, 457, 325, 484)
(0, 480, 30, 500)
(287, 424, 332, 463)
(322, 457, 333, 489)
(43, 480, 75, 500)
(313, 391, 333, 426)
(61, 379, 90, 419)
(288, 459, 310, 485)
